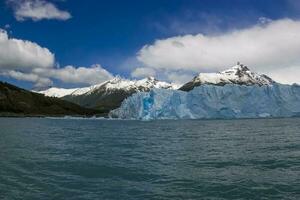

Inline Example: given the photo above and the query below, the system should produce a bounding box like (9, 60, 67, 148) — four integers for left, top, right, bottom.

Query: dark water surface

(0, 118, 299, 200)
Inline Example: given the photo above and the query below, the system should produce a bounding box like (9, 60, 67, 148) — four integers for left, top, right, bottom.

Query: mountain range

(38, 76, 179, 113)
(1, 63, 293, 117)
(37, 63, 277, 114)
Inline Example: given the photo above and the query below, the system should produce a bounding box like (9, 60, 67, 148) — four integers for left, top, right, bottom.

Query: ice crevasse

(109, 83, 300, 120)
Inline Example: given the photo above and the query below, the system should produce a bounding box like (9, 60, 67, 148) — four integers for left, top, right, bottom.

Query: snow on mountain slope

(61, 76, 179, 111)
(180, 63, 274, 91)
(85, 76, 178, 94)
(37, 76, 178, 112)
(110, 83, 300, 120)
(37, 87, 79, 98)
(37, 86, 96, 98)
(37, 63, 271, 98)
(37, 76, 178, 98)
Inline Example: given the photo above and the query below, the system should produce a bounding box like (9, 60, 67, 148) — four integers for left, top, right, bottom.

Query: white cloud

(34, 64, 113, 85)
(131, 67, 193, 84)
(138, 19, 300, 84)
(0, 30, 113, 88)
(2, 64, 113, 88)
(131, 67, 156, 78)
(165, 71, 194, 84)
(1, 70, 53, 87)
(0, 29, 54, 70)
(8, 0, 71, 21)
(258, 17, 272, 25)
(268, 66, 300, 85)
(0, 29, 54, 87)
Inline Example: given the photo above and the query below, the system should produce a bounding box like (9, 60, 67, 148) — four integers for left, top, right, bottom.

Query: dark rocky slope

(0, 81, 99, 117)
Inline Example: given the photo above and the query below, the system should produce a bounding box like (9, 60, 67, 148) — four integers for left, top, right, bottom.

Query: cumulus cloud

(0, 30, 113, 88)
(8, 0, 71, 21)
(0, 29, 54, 70)
(131, 67, 156, 78)
(2, 64, 113, 88)
(138, 18, 300, 84)
(131, 67, 192, 84)
(268, 66, 300, 85)
(34, 64, 113, 85)
(258, 17, 272, 25)
(165, 71, 195, 84)
(1, 70, 53, 87)
(0, 29, 54, 87)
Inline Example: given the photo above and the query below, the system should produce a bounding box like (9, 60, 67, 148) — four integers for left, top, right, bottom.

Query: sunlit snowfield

(0, 118, 299, 199)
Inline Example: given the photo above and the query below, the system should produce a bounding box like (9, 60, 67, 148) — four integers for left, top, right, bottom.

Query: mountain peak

(222, 62, 250, 74)
(144, 76, 156, 81)
(180, 63, 274, 91)
(109, 75, 127, 83)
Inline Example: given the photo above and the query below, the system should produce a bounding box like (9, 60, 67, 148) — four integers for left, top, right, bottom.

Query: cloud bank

(34, 64, 113, 85)
(8, 0, 71, 21)
(131, 67, 156, 78)
(137, 19, 300, 84)
(0, 30, 113, 88)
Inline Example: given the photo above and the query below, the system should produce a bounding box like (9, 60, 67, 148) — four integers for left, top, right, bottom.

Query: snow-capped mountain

(63, 76, 178, 112)
(180, 63, 274, 91)
(37, 76, 178, 113)
(38, 76, 177, 98)
(37, 63, 276, 114)
(37, 83, 106, 98)
(84, 76, 178, 95)
(37, 87, 86, 98)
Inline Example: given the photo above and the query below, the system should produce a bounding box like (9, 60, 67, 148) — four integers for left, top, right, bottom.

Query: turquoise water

(0, 118, 299, 199)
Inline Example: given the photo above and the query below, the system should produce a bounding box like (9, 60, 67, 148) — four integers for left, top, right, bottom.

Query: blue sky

(0, 0, 300, 89)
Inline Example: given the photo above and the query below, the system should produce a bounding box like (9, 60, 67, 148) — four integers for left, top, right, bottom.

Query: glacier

(109, 83, 300, 120)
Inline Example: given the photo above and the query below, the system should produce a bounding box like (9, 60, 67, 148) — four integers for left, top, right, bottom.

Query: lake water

(0, 118, 299, 199)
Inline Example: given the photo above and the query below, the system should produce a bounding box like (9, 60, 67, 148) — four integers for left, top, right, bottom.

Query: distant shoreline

(0, 112, 108, 118)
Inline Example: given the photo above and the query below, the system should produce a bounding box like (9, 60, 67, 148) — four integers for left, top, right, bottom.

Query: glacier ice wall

(109, 84, 300, 120)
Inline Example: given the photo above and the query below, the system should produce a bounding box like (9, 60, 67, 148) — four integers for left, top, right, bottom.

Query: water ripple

(0, 118, 299, 199)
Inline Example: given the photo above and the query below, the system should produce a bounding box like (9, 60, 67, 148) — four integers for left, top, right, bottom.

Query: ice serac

(110, 83, 300, 120)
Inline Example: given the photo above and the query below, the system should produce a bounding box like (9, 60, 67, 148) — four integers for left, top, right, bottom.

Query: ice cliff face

(110, 83, 300, 120)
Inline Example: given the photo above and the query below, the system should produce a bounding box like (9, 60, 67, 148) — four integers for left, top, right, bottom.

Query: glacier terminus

(110, 64, 300, 120)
